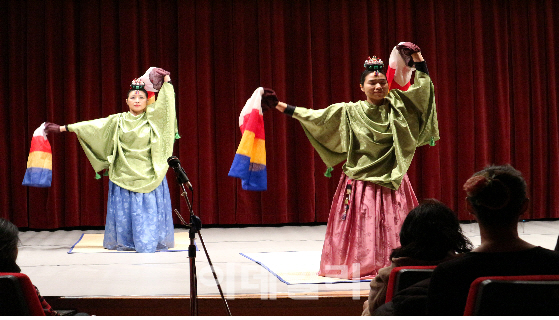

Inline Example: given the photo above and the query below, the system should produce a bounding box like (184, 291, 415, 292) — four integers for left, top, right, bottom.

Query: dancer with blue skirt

(45, 68, 178, 253)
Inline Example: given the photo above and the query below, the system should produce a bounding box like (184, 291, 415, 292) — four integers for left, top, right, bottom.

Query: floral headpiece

(129, 79, 149, 100)
(364, 56, 384, 76)
(130, 79, 146, 91)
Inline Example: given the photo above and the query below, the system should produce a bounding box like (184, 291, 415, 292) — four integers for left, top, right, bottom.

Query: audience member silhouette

(362, 199, 472, 315)
(427, 164, 559, 315)
(0, 218, 59, 315)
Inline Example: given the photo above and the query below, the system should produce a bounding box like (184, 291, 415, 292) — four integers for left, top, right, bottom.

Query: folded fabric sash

(386, 42, 414, 91)
(22, 122, 52, 187)
(228, 87, 267, 191)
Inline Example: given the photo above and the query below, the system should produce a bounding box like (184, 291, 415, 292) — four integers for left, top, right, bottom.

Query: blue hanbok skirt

(103, 177, 175, 253)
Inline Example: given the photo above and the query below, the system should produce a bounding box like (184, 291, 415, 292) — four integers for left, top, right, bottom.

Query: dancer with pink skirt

(274, 43, 439, 279)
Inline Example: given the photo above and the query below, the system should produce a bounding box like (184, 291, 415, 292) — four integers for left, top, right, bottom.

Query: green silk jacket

(293, 70, 438, 190)
(67, 82, 177, 193)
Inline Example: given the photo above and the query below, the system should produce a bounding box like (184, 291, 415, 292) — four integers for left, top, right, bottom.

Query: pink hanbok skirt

(318, 173, 418, 279)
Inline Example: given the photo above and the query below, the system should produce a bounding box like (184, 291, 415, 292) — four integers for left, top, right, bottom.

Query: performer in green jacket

(46, 68, 178, 253)
(275, 43, 439, 278)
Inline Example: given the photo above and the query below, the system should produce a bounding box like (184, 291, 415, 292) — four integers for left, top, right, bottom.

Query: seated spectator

(0, 218, 59, 316)
(362, 199, 472, 316)
(427, 164, 559, 315)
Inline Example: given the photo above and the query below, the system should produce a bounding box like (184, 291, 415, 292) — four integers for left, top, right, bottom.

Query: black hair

(390, 199, 473, 261)
(0, 218, 21, 273)
(464, 164, 528, 227)
(360, 69, 387, 86)
(127, 88, 148, 99)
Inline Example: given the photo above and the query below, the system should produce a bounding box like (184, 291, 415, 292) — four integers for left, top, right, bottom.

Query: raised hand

(396, 42, 421, 67)
(149, 68, 171, 90)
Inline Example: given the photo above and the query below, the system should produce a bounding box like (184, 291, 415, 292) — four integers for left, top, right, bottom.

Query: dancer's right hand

(44, 122, 62, 134)
(275, 101, 287, 113)
(261, 88, 279, 112)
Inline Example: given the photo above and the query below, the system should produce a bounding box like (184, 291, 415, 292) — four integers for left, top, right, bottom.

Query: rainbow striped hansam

(22, 123, 52, 187)
(228, 87, 267, 191)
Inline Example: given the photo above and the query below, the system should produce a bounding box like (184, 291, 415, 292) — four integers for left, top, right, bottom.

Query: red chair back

(0, 273, 45, 316)
(464, 275, 559, 316)
(385, 266, 437, 303)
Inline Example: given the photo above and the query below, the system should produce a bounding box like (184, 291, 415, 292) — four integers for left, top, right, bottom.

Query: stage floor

(16, 221, 559, 299)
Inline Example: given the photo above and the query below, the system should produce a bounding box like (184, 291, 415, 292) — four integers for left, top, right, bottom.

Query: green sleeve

(292, 103, 348, 167)
(146, 82, 177, 177)
(67, 114, 120, 173)
(147, 82, 178, 141)
(388, 70, 439, 147)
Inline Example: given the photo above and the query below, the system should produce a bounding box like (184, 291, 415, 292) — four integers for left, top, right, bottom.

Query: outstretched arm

(275, 101, 287, 112)
(44, 122, 67, 134)
(275, 101, 296, 116)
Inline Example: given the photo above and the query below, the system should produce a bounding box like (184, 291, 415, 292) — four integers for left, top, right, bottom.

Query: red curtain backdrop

(2, 0, 559, 228)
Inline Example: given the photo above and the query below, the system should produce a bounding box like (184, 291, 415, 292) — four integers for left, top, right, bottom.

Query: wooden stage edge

(46, 290, 369, 316)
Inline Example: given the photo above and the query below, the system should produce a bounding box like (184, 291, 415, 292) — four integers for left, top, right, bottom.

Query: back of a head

(463, 164, 527, 227)
(392, 199, 472, 261)
(0, 218, 20, 272)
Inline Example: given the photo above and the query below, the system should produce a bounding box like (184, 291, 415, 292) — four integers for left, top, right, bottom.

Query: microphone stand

(172, 178, 232, 316)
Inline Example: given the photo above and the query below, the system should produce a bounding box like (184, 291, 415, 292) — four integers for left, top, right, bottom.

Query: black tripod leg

(189, 227, 198, 316)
